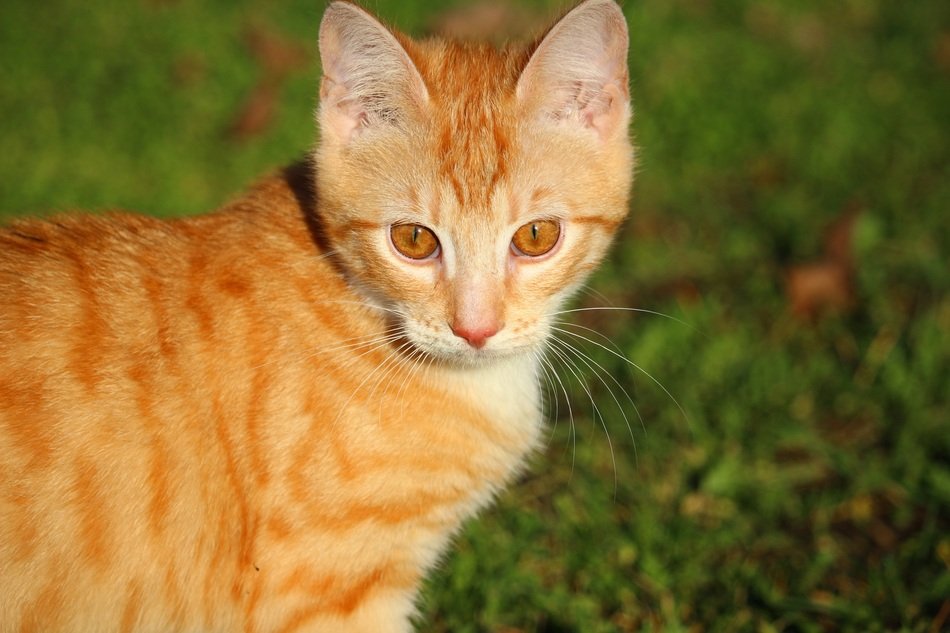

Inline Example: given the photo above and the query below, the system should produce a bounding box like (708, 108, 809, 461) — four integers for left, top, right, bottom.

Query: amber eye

(511, 220, 561, 257)
(390, 224, 440, 260)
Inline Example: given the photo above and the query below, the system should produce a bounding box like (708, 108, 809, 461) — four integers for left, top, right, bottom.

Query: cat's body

(0, 1, 633, 631)
(0, 168, 540, 632)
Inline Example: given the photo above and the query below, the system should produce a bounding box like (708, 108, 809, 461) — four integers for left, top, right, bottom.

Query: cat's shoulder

(0, 211, 170, 267)
(0, 162, 315, 269)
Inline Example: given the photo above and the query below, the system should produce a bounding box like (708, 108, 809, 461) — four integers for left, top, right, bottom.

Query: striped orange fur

(0, 1, 633, 631)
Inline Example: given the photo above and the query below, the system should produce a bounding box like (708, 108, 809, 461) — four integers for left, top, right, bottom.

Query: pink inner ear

(317, 2, 430, 146)
(583, 81, 626, 140)
(544, 78, 625, 140)
(516, 0, 630, 140)
(321, 78, 367, 143)
(334, 100, 369, 143)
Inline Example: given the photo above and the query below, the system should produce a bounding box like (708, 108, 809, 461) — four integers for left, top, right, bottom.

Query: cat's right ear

(318, 1, 429, 144)
(517, 0, 630, 141)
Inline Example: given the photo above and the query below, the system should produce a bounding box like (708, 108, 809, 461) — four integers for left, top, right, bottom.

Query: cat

(0, 0, 633, 631)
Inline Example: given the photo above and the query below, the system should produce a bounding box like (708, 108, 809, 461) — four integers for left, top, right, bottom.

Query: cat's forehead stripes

(407, 40, 529, 208)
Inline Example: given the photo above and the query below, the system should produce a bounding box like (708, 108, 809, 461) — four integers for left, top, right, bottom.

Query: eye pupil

(511, 220, 561, 258)
(391, 224, 440, 260)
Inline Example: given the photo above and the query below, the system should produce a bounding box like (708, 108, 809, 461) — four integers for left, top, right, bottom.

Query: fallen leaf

(935, 31, 950, 74)
(228, 23, 309, 141)
(244, 23, 309, 76)
(229, 82, 280, 141)
(786, 262, 851, 318)
(430, 1, 540, 42)
(785, 205, 861, 319)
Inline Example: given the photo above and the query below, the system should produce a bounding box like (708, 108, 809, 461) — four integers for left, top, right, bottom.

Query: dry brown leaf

(430, 1, 540, 42)
(229, 83, 280, 141)
(935, 32, 950, 74)
(786, 262, 852, 318)
(228, 23, 309, 141)
(786, 205, 861, 320)
(244, 23, 309, 76)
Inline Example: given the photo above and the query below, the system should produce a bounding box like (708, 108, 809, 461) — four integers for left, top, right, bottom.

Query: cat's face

(316, 0, 633, 365)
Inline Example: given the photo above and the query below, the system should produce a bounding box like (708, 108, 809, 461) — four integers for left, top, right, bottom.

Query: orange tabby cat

(0, 1, 633, 631)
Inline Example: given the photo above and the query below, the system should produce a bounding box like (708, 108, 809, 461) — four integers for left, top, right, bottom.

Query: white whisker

(547, 338, 617, 490)
(550, 329, 641, 469)
(578, 285, 614, 307)
(538, 344, 577, 474)
(551, 326, 691, 430)
(551, 320, 628, 357)
(532, 349, 559, 445)
(248, 328, 403, 372)
(373, 343, 427, 423)
(390, 346, 431, 417)
(330, 338, 412, 427)
(318, 298, 409, 319)
(551, 324, 645, 433)
(547, 306, 697, 332)
(537, 351, 560, 424)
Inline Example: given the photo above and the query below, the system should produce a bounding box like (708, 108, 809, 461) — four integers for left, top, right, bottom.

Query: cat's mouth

(369, 302, 543, 368)
(397, 327, 541, 368)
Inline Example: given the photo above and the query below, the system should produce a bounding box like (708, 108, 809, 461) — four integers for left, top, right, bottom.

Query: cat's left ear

(318, 1, 429, 144)
(517, 0, 630, 140)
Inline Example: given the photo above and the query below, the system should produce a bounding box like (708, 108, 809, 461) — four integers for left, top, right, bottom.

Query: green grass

(1, 0, 947, 631)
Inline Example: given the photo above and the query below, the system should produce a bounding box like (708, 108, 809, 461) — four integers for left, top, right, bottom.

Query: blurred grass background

(1, 0, 947, 631)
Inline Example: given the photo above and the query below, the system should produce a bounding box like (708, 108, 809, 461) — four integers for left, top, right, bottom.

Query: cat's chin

(411, 340, 539, 369)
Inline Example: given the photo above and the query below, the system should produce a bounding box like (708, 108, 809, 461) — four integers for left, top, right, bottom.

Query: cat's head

(315, 0, 633, 365)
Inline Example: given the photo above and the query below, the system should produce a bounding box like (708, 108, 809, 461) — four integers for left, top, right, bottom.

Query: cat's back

(0, 169, 318, 375)
(0, 196, 224, 407)
(0, 210, 190, 417)
(0, 210, 207, 629)
(0, 172, 344, 631)
(1, 211, 178, 334)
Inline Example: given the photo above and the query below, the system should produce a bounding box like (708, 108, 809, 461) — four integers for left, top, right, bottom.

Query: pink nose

(450, 322, 500, 349)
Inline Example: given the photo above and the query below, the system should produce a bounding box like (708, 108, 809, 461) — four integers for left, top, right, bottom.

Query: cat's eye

(390, 224, 440, 260)
(511, 220, 561, 258)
